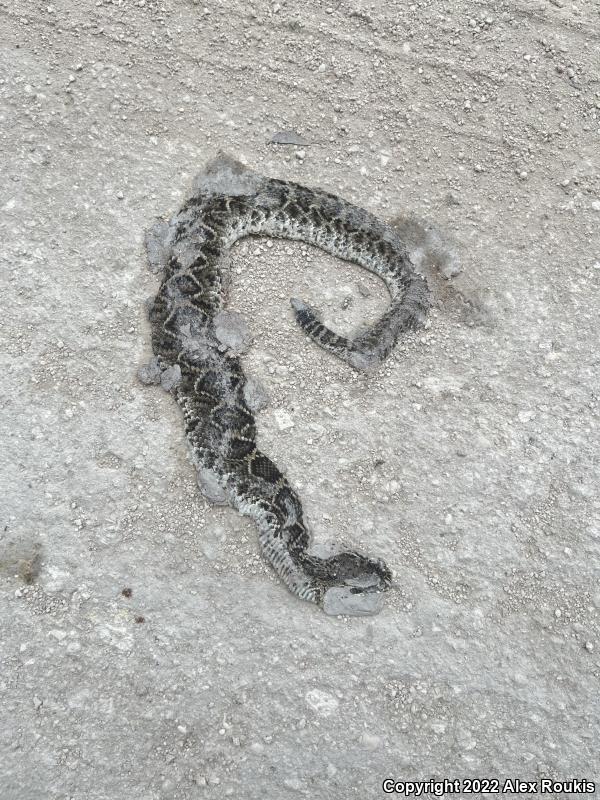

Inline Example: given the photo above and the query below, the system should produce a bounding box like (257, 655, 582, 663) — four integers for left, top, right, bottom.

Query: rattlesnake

(141, 153, 430, 615)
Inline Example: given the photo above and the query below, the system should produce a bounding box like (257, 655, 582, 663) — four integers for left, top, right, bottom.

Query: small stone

(33, 696, 43, 710)
(137, 357, 162, 385)
(584, 641, 594, 652)
(323, 587, 385, 616)
(554, 608, 562, 618)
(456, 727, 477, 750)
(305, 689, 339, 716)
(295, 149, 306, 160)
(360, 732, 382, 750)
(270, 130, 309, 146)
(243, 376, 270, 412)
(591, 200, 600, 212)
(160, 364, 181, 392)
(116, 190, 124, 199)
(273, 409, 294, 431)
(444, 191, 461, 206)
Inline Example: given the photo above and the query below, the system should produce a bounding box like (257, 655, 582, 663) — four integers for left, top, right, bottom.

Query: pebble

(137, 356, 162, 385)
(591, 200, 600, 212)
(283, 776, 303, 791)
(273, 409, 294, 431)
(160, 364, 181, 392)
(444, 191, 461, 206)
(323, 586, 385, 616)
(305, 688, 339, 716)
(584, 641, 594, 652)
(270, 130, 309, 146)
(243, 376, 270, 412)
(456, 727, 477, 750)
(360, 732, 382, 750)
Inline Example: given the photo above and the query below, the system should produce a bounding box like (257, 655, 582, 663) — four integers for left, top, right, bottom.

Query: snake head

(326, 552, 392, 593)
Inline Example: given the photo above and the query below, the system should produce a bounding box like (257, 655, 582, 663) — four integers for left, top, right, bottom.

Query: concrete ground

(1, 1, 599, 798)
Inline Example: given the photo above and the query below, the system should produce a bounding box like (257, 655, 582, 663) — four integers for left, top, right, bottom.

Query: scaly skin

(144, 153, 430, 610)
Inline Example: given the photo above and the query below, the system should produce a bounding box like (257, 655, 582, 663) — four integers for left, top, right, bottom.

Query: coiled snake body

(144, 154, 429, 614)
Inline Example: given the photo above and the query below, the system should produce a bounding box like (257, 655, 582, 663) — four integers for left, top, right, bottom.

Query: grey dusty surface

(1, 1, 599, 798)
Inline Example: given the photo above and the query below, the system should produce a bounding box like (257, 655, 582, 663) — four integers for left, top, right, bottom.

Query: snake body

(144, 153, 429, 613)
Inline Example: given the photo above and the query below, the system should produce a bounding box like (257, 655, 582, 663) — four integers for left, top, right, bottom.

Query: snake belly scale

(143, 153, 430, 614)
